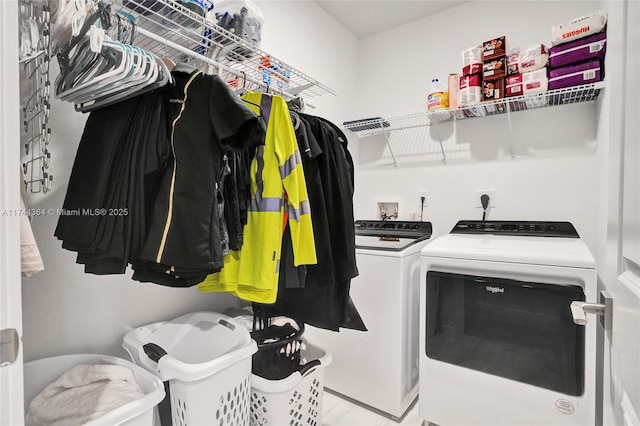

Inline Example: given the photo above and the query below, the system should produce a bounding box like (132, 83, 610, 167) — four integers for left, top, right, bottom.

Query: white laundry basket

(23, 354, 165, 426)
(250, 341, 331, 426)
(123, 311, 257, 426)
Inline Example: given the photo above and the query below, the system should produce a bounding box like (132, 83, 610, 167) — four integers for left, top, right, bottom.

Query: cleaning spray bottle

(427, 78, 449, 111)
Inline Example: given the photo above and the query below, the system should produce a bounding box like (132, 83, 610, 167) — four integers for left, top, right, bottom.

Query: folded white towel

(25, 363, 145, 426)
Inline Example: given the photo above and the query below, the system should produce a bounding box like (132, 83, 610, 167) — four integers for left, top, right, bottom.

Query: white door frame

(601, 0, 640, 425)
(612, 0, 640, 422)
(0, 0, 25, 424)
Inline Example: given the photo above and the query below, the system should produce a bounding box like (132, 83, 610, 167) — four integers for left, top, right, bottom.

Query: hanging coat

(198, 92, 317, 303)
(267, 113, 365, 331)
(132, 63, 260, 286)
(55, 88, 170, 274)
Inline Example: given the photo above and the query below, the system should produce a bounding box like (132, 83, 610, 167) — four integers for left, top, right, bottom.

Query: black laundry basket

(250, 318, 305, 380)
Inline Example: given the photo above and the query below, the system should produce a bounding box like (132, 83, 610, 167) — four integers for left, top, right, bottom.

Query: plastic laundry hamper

(24, 354, 165, 426)
(250, 340, 331, 426)
(123, 311, 257, 426)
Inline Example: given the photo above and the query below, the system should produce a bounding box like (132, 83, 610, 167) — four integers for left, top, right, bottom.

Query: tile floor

(322, 390, 423, 426)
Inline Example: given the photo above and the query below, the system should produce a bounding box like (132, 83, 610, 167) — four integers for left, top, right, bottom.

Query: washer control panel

(355, 220, 433, 238)
(451, 220, 579, 238)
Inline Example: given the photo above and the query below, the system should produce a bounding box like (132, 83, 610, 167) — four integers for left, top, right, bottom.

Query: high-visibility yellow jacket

(199, 91, 317, 303)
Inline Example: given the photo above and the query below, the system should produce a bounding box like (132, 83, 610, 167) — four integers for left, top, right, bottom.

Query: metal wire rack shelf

(344, 82, 605, 165)
(343, 81, 605, 137)
(103, 0, 336, 99)
(19, 0, 53, 194)
(344, 82, 604, 137)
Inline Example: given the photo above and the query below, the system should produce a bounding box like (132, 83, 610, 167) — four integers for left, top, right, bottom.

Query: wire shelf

(344, 82, 605, 137)
(104, 0, 336, 99)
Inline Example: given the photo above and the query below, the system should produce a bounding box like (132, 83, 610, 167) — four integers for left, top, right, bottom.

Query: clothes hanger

(67, 42, 153, 102)
(235, 71, 249, 96)
(70, 46, 152, 102)
(56, 2, 106, 74)
(52, 1, 170, 112)
(57, 40, 130, 100)
(51, 0, 88, 50)
(60, 26, 162, 104)
(290, 110, 300, 130)
(76, 53, 171, 112)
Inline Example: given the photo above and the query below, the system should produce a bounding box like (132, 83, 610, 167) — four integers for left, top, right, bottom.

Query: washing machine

(419, 220, 598, 426)
(305, 219, 434, 419)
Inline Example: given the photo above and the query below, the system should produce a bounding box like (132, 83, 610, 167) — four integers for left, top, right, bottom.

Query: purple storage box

(548, 60, 603, 90)
(549, 32, 607, 68)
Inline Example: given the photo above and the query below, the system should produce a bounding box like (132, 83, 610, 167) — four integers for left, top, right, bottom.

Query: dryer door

(425, 271, 586, 396)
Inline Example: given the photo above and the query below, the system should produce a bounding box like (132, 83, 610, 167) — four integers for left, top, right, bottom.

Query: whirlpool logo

(485, 285, 505, 294)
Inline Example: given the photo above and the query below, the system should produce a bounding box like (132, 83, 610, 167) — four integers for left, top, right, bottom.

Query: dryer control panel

(451, 220, 579, 238)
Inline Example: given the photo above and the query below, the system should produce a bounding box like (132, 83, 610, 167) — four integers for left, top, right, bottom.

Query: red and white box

(462, 45, 482, 76)
(506, 69, 548, 97)
(506, 74, 524, 97)
(551, 10, 607, 45)
(507, 49, 520, 75)
(518, 44, 548, 73)
(459, 74, 482, 106)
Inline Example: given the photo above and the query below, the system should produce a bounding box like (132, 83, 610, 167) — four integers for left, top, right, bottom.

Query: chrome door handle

(570, 290, 612, 331)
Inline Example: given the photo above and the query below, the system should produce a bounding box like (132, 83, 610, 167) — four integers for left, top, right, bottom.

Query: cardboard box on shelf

(483, 56, 507, 80)
(482, 78, 505, 101)
(482, 36, 506, 60)
(448, 73, 461, 109)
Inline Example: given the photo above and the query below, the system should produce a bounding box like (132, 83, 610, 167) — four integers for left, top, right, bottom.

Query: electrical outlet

(476, 190, 496, 208)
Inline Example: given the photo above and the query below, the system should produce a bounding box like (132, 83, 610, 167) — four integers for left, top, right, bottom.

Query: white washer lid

(421, 233, 596, 269)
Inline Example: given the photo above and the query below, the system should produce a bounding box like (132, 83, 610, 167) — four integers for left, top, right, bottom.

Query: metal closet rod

(136, 26, 283, 95)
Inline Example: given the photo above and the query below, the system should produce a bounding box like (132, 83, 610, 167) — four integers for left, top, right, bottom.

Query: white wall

(352, 1, 608, 255)
(256, 0, 360, 124)
(20, 1, 359, 362)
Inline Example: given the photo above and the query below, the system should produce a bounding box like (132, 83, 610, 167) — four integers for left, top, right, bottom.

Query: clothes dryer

(419, 220, 597, 426)
(305, 220, 434, 419)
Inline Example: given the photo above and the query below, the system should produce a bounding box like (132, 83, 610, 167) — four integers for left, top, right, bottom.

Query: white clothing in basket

(25, 363, 144, 426)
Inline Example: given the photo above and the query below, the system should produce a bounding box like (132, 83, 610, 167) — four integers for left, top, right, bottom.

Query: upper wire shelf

(103, 0, 336, 99)
(344, 82, 605, 137)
